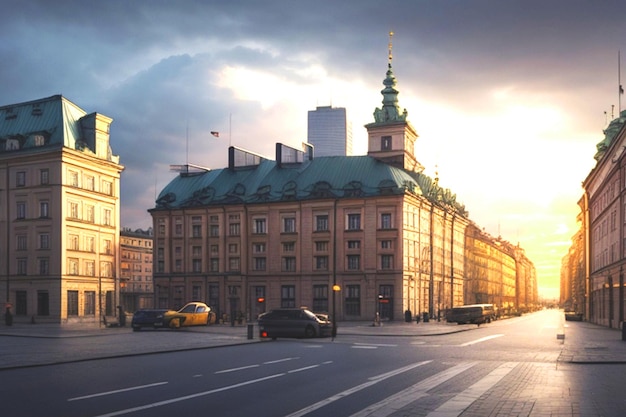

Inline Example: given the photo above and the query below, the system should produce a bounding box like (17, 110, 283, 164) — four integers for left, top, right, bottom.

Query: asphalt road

(1, 310, 625, 416)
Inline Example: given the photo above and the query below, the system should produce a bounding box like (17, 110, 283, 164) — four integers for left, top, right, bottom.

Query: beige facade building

(0, 95, 123, 324)
(120, 228, 154, 312)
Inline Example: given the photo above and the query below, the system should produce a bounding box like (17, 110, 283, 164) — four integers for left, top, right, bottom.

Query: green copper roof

(153, 155, 467, 216)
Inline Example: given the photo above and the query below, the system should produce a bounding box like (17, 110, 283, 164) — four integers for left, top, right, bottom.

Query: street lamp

(332, 284, 341, 340)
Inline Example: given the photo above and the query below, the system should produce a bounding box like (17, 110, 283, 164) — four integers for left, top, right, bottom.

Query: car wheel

(305, 325, 316, 338)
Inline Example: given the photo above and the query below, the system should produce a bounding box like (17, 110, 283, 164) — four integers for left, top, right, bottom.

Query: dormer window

(381, 136, 392, 151)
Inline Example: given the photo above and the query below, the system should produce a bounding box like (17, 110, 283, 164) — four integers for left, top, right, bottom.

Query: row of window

(158, 212, 395, 237)
(15, 168, 114, 195)
(14, 257, 114, 277)
(14, 199, 114, 226)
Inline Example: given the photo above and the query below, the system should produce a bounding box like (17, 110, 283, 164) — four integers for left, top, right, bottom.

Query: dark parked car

(258, 308, 332, 339)
(130, 309, 169, 331)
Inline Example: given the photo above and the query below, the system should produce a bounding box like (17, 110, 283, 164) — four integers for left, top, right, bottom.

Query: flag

(211, 131, 220, 137)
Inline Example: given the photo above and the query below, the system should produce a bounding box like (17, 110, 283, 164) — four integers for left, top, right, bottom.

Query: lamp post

(332, 284, 341, 340)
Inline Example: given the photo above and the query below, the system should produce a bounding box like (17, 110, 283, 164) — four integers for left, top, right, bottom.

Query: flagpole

(619, 50, 622, 114)
(229, 113, 232, 147)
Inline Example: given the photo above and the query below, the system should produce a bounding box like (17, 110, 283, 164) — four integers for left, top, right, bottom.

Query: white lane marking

(350, 361, 478, 417)
(67, 382, 168, 402)
(352, 345, 378, 349)
(93, 373, 284, 417)
(288, 364, 321, 373)
(263, 357, 300, 364)
(426, 362, 519, 417)
(459, 334, 504, 346)
(354, 342, 398, 347)
(284, 360, 432, 417)
(214, 364, 260, 374)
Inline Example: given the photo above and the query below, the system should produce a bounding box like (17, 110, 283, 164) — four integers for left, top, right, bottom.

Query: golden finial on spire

(388, 31, 394, 63)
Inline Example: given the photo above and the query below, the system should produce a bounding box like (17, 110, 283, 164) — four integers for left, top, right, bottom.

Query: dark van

(446, 304, 495, 325)
(258, 308, 332, 339)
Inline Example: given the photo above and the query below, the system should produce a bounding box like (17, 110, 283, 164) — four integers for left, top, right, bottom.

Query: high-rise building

(307, 106, 353, 156)
(0, 95, 124, 325)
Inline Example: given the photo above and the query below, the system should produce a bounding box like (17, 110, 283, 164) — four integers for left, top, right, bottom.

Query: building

(149, 46, 536, 322)
(569, 110, 626, 328)
(0, 95, 124, 324)
(120, 228, 154, 312)
(307, 106, 353, 156)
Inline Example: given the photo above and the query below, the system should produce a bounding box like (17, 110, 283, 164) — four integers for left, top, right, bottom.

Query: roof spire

(372, 30, 408, 124)
(388, 31, 394, 67)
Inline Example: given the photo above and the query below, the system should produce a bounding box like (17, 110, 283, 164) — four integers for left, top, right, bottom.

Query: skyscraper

(307, 106, 353, 156)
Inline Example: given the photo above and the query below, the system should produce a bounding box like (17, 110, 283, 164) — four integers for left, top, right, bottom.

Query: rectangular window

(315, 256, 328, 270)
(101, 261, 112, 277)
(315, 241, 328, 252)
(229, 223, 240, 236)
(347, 240, 361, 249)
(282, 257, 296, 272)
(40, 169, 49, 185)
(85, 236, 95, 252)
(69, 234, 79, 250)
(381, 254, 393, 269)
(104, 239, 112, 255)
(17, 235, 27, 251)
(17, 258, 27, 275)
(39, 233, 50, 250)
(86, 205, 95, 222)
(68, 202, 79, 219)
(192, 224, 202, 237)
(85, 175, 95, 191)
(16, 171, 26, 187)
(254, 218, 267, 234)
(315, 215, 329, 232)
(102, 180, 112, 195)
(210, 258, 219, 272)
(67, 290, 79, 316)
(312, 285, 329, 313)
(210, 224, 219, 237)
(103, 208, 112, 226)
(229, 257, 240, 271)
(192, 259, 202, 272)
(210, 245, 219, 255)
(283, 242, 295, 252)
(283, 217, 296, 233)
(381, 240, 392, 249)
(69, 170, 79, 187)
(345, 285, 361, 316)
(381, 135, 392, 151)
(380, 213, 392, 229)
(86, 261, 95, 276)
(253, 243, 266, 253)
(229, 243, 238, 254)
(253, 257, 266, 271)
(192, 246, 202, 257)
(39, 258, 49, 275)
(347, 254, 360, 270)
(347, 213, 361, 230)
(68, 258, 79, 275)
(84, 291, 96, 315)
(281, 285, 296, 308)
(39, 201, 49, 218)
(17, 202, 26, 219)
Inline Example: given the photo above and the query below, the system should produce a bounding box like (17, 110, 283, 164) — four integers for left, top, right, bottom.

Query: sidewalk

(0, 318, 624, 370)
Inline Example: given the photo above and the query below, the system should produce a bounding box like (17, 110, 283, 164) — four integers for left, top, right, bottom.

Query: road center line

(284, 360, 432, 417)
(459, 334, 504, 346)
(263, 357, 300, 364)
(214, 364, 260, 374)
(354, 342, 398, 347)
(92, 373, 285, 417)
(67, 382, 169, 402)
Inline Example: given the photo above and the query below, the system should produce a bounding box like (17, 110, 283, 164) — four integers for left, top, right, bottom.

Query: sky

(2, 0, 625, 300)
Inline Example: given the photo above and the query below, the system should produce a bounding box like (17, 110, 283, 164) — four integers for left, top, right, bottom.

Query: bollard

(247, 323, 254, 339)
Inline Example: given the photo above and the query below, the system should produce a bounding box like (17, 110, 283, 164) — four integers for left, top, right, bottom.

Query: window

(347, 254, 360, 270)
(315, 256, 328, 270)
(210, 258, 219, 272)
(68, 258, 79, 275)
(16, 171, 26, 187)
(347, 213, 361, 230)
(381, 135, 392, 151)
(85, 205, 95, 222)
(103, 209, 112, 226)
(17, 258, 27, 275)
(380, 213, 392, 229)
(381, 240, 392, 249)
(282, 257, 296, 272)
(229, 222, 240, 236)
(69, 170, 79, 187)
(86, 261, 95, 276)
(210, 224, 219, 237)
(85, 175, 95, 191)
(254, 218, 267, 234)
(192, 224, 202, 237)
(69, 234, 79, 250)
(84, 291, 96, 315)
(253, 243, 266, 253)
(253, 257, 266, 271)
(345, 285, 361, 316)
(229, 257, 240, 271)
(40, 169, 49, 185)
(17, 202, 26, 219)
(37, 291, 50, 316)
(103, 239, 112, 255)
(315, 241, 328, 252)
(67, 290, 79, 316)
(17, 235, 27, 250)
(315, 215, 329, 232)
(39, 258, 49, 275)
(192, 259, 202, 272)
(85, 236, 94, 252)
(283, 217, 296, 233)
(101, 261, 112, 277)
(39, 233, 49, 250)
(283, 242, 295, 252)
(210, 245, 219, 255)
(102, 180, 112, 195)
(192, 246, 202, 257)
(313, 285, 329, 313)
(229, 243, 238, 254)
(347, 240, 360, 249)
(68, 202, 79, 219)
(175, 259, 182, 272)
(381, 254, 394, 269)
(281, 285, 296, 308)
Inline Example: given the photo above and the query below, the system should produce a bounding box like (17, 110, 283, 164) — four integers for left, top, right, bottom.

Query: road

(1, 309, 624, 416)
